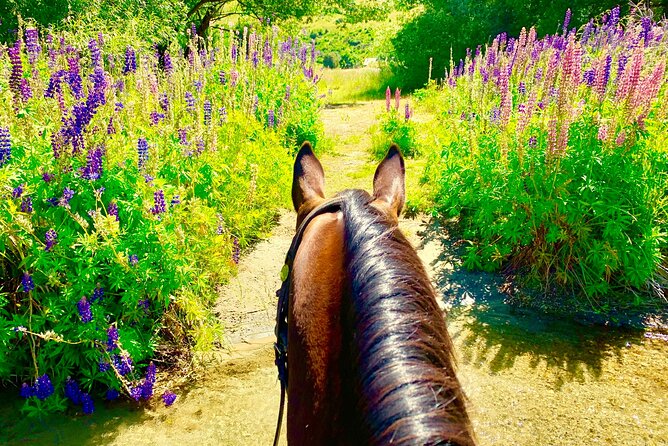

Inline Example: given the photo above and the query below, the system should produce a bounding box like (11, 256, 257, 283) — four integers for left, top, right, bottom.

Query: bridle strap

(273, 197, 344, 446)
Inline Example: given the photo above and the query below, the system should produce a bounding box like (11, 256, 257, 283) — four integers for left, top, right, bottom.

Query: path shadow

(0, 388, 150, 446)
(418, 219, 647, 390)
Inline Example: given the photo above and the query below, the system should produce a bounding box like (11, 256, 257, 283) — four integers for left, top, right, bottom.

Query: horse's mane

(339, 189, 475, 446)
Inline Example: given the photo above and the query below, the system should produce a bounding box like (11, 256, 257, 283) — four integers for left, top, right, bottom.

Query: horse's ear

(292, 141, 325, 212)
(373, 144, 405, 217)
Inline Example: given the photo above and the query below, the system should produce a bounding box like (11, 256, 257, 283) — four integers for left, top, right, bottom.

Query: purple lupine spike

(129, 254, 139, 266)
(77, 296, 92, 323)
(21, 196, 32, 213)
(12, 184, 23, 198)
(609, 6, 620, 27)
(203, 100, 212, 125)
(159, 93, 169, 112)
(61, 187, 75, 207)
(185, 91, 195, 113)
(92, 287, 104, 302)
(81, 393, 94, 414)
(0, 127, 10, 167)
(66, 54, 83, 99)
(231, 43, 238, 63)
(22, 272, 35, 292)
(405, 103, 411, 121)
(150, 111, 165, 125)
(88, 38, 102, 67)
(83, 147, 103, 180)
(123, 46, 136, 74)
(562, 9, 571, 34)
(8, 41, 30, 104)
(219, 70, 226, 85)
(20, 383, 34, 398)
(163, 51, 173, 74)
(137, 138, 149, 169)
(25, 28, 41, 64)
(107, 116, 116, 134)
(106, 389, 119, 400)
(106, 326, 119, 351)
(64, 378, 82, 404)
(151, 190, 166, 215)
(99, 360, 111, 372)
(45, 229, 58, 251)
(42, 172, 53, 183)
(263, 39, 273, 67)
(34, 375, 54, 400)
(267, 109, 275, 127)
(162, 391, 177, 406)
(178, 128, 188, 145)
(232, 237, 240, 264)
(219, 106, 227, 124)
(113, 354, 133, 376)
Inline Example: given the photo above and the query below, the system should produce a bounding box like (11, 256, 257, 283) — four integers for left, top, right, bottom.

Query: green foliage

(0, 23, 321, 414)
(372, 96, 418, 159)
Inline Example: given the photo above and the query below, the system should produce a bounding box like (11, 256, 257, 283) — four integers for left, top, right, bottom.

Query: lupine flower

(159, 93, 169, 112)
(12, 184, 23, 198)
(34, 375, 54, 400)
(528, 136, 537, 147)
(185, 91, 195, 113)
(268, 109, 275, 127)
(42, 172, 54, 182)
(0, 127, 11, 167)
(60, 187, 75, 207)
(22, 272, 34, 292)
(8, 41, 30, 103)
(99, 360, 111, 372)
(405, 103, 412, 121)
(25, 28, 41, 64)
(219, 107, 227, 124)
(108, 202, 119, 221)
(45, 229, 58, 251)
(66, 54, 83, 99)
(81, 393, 94, 414)
(113, 354, 133, 376)
(21, 196, 33, 213)
(129, 254, 139, 266)
(137, 138, 149, 169)
(138, 299, 150, 311)
(562, 9, 571, 34)
(163, 51, 173, 74)
(150, 111, 165, 125)
(107, 116, 116, 134)
(203, 100, 212, 125)
(92, 287, 104, 302)
(219, 70, 226, 84)
(151, 190, 166, 215)
(196, 139, 205, 154)
(385, 86, 391, 112)
(77, 296, 92, 323)
(162, 391, 177, 406)
(20, 383, 34, 398)
(106, 389, 119, 400)
(232, 237, 240, 264)
(394, 88, 401, 111)
(83, 147, 103, 180)
(170, 195, 180, 206)
(88, 38, 102, 67)
(64, 378, 82, 404)
(123, 46, 136, 74)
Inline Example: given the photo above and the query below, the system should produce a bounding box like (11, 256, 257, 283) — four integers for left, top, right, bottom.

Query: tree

(185, 0, 353, 36)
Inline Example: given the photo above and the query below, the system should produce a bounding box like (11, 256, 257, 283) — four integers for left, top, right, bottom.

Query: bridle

(273, 196, 344, 446)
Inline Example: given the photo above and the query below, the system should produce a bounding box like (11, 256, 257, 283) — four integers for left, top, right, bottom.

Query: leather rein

(273, 197, 344, 446)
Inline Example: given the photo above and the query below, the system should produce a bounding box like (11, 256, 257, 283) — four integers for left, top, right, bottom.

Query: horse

(274, 142, 475, 445)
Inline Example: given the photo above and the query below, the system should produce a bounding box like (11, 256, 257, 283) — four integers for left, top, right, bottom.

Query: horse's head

(291, 141, 405, 227)
(283, 141, 475, 446)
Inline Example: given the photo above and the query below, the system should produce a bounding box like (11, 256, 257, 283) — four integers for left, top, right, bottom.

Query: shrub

(0, 23, 321, 415)
(421, 9, 668, 308)
(372, 87, 419, 159)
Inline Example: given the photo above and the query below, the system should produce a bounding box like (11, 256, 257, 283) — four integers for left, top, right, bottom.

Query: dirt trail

(4, 99, 666, 445)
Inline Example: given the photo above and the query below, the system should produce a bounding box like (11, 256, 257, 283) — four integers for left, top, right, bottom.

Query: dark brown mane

(339, 188, 475, 445)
